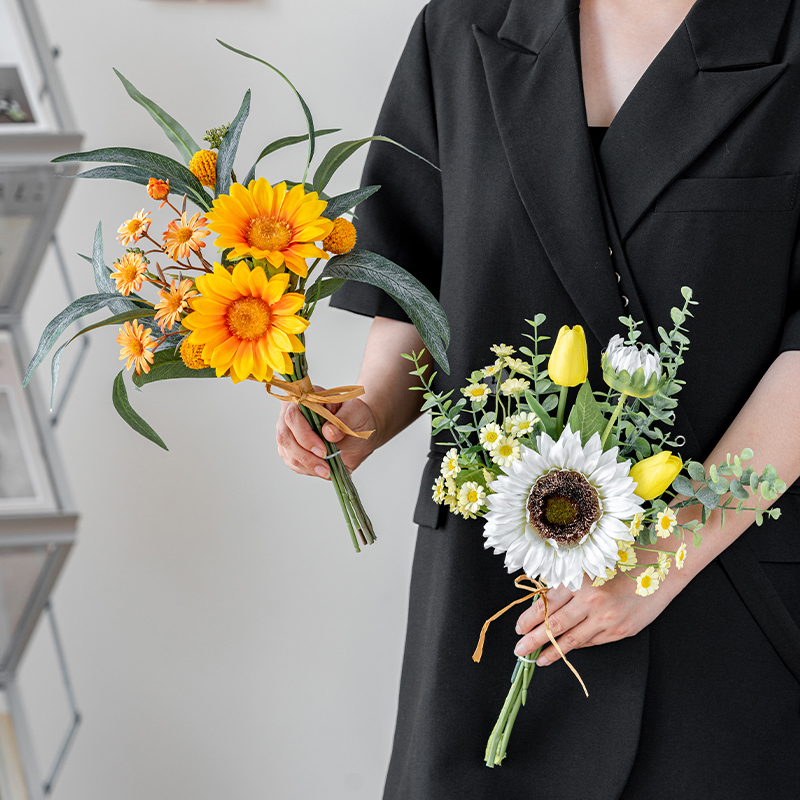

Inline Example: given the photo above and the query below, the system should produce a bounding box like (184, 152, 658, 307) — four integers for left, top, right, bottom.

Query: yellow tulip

(630, 451, 683, 501)
(548, 325, 588, 387)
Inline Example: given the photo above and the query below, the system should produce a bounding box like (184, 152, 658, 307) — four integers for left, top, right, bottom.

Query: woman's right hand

(276, 396, 380, 479)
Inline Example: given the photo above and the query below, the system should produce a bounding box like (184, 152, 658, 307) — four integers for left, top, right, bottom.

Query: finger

(536, 619, 603, 666)
(282, 404, 328, 458)
(515, 585, 574, 635)
(514, 601, 588, 657)
(275, 418, 330, 478)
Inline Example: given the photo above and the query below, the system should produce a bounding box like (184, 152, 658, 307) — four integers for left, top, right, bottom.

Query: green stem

(555, 386, 569, 438)
(601, 393, 627, 448)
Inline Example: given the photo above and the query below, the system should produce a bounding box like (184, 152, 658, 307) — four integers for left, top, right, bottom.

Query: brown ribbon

(265, 375, 374, 440)
(472, 575, 588, 697)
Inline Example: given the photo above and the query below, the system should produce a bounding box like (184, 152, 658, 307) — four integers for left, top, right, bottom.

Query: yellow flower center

(226, 296, 272, 340)
(486, 431, 499, 443)
(618, 549, 629, 563)
(498, 444, 513, 458)
(247, 217, 292, 252)
(659, 517, 671, 530)
(175, 227, 194, 244)
(128, 339, 144, 357)
(544, 495, 579, 526)
(641, 574, 652, 589)
(127, 220, 143, 234)
(467, 490, 478, 504)
(121, 262, 141, 281)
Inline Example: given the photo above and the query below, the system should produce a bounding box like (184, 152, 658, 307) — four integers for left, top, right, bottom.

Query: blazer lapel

(474, 0, 626, 350)
(599, 0, 791, 241)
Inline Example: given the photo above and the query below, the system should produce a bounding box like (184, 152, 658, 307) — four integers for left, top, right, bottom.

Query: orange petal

(282, 253, 308, 278)
(281, 183, 306, 219)
(251, 343, 269, 382)
(272, 314, 309, 334)
(233, 340, 254, 381)
(191, 298, 230, 316)
(210, 336, 239, 369)
(264, 273, 291, 304)
(271, 293, 304, 316)
(252, 178, 274, 216)
(229, 183, 259, 219)
(267, 327, 292, 351)
(270, 182, 288, 217)
(231, 262, 252, 296)
(287, 333, 305, 352)
(248, 267, 268, 296)
(266, 341, 288, 372)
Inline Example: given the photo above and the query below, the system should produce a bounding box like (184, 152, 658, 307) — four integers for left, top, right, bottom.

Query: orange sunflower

(154, 278, 197, 331)
(206, 179, 334, 277)
(182, 262, 309, 383)
(117, 210, 151, 246)
(117, 319, 156, 375)
(162, 212, 210, 261)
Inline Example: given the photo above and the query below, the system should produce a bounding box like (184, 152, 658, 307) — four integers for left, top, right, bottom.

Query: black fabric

(330, 0, 800, 796)
(588, 125, 608, 156)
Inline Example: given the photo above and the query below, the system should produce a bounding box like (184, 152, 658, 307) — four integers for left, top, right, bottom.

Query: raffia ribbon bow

(266, 375, 374, 440)
(472, 574, 588, 697)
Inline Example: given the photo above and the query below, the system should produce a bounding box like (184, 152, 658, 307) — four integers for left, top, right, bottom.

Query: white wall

(18, 0, 430, 797)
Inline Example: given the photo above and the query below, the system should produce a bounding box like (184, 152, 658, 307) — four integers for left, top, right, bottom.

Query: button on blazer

(331, 0, 800, 796)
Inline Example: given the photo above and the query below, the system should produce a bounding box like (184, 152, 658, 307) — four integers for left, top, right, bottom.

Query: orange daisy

(182, 262, 309, 383)
(162, 212, 210, 261)
(153, 278, 198, 331)
(117, 319, 156, 375)
(206, 179, 335, 278)
(117, 209, 151, 246)
(110, 252, 147, 296)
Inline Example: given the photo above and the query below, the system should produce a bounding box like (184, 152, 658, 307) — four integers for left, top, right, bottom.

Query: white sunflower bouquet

(24, 41, 448, 552)
(405, 288, 785, 766)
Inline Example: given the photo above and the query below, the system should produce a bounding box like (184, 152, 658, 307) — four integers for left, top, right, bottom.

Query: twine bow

(472, 575, 588, 697)
(266, 375, 374, 440)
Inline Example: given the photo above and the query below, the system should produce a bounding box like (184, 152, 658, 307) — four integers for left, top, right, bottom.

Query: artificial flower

(491, 435, 521, 467)
(479, 423, 503, 451)
(117, 209, 151, 246)
(182, 262, 308, 383)
(491, 344, 515, 357)
(322, 217, 357, 255)
(500, 377, 530, 396)
(602, 334, 661, 398)
(592, 566, 617, 587)
(617, 541, 638, 571)
(504, 357, 532, 374)
(433, 476, 446, 504)
(154, 278, 198, 331)
(207, 179, 334, 277)
(656, 507, 678, 538)
(629, 512, 644, 537)
(162, 212, 210, 261)
(548, 325, 588, 387)
(189, 149, 217, 187)
(110, 252, 147, 296)
(630, 450, 683, 500)
(180, 337, 207, 370)
(483, 425, 644, 590)
(656, 551, 672, 580)
(636, 567, 660, 596)
(461, 383, 491, 405)
(675, 542, 687, 569)
(441, 448, 460, 479)
(505, 411, 539, 436)
(147, 178, 170, 202)
(116, 319, 155, 375)
(482, 360, 503, 378)
(458, 481, 487, 515)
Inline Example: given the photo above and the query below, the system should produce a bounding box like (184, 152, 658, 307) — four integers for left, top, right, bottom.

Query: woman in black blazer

(277, 0, 800, 796)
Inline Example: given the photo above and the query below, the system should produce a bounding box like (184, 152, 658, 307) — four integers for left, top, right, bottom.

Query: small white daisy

(432, 476, 446, 504)
(617, 541, 638, 572)
(441, 448, 461, 479)
(458, 481, 487, 515)
(656, 507, 677, 538)
(636, 567, 660, 596)
(482, 360, 504, 378)
(504, 357, 532, 375)
(491, 435, 521, 467)
(675, 542, 687, 569)
(480, 423, 504, 451)
(656, 551, 671, 580)
(491, 343, 515, 357)
(505, 411, 539, 436)
(461, 382, 491, 405)
(592, 566, 617, 587)
(500, 377, 531, 396)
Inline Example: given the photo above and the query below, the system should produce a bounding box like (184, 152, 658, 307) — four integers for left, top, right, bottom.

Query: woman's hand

(514, 571, 679, 666)
(276, 395, 379, 479)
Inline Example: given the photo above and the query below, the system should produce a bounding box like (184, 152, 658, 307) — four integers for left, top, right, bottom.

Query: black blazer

(332, 1, 800, 796)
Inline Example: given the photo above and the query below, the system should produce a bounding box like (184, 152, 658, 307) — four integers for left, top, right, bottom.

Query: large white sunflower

(483, 425, 644, 591)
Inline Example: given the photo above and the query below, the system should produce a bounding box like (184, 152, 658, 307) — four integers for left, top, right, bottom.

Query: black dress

(331, 0, 800, 796)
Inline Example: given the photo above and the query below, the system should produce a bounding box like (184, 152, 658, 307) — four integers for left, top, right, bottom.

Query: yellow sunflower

(206, 179, 334, 277)
(182, 262, 308, 383)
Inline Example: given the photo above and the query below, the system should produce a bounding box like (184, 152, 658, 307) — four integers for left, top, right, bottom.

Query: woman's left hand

(514, 571, 681, 665)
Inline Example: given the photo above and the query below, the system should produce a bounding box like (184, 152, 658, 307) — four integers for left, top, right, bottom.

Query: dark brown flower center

(527, 469, 601, 545)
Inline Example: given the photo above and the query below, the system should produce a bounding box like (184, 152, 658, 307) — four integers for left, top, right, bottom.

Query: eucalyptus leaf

(671, 474, 695, 497)
(24, 294, 139, 388)
(709, 476, 730, 495)
(215, 90, 250, 197)
(112, 371, 168, 450)
(686, 461, 706, 483)
(303, 277, 346, 306)
(312, 136, 440, 195)
(91, 222, 140, 314)
(321, 250, 449, 372)
(54, 147, 212, 210)
(729, 478, 750, 500)
(242, 129, 340, 187)
(321, 186, 380, 220)
(696, 487, 720, 510)
(113, 69, 201, 165)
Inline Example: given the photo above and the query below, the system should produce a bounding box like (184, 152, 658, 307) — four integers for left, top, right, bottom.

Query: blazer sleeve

(779, 220, 800, 353)
(328, 4, 443, 323)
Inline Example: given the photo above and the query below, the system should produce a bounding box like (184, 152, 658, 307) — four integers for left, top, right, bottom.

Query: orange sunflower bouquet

(24, 41, 449, 551)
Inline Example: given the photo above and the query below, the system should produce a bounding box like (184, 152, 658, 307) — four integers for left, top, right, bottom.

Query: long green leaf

(303, 277, 346, 307)
(313, 136, 439, 195)
(215, 90, 251, 197)
(242, 129, 340, 187)
(53, 147, 212, 210)
(24, 293, 141, 387)
(566, 381, 605, 446)
(71, 165, 211, 212)
(91, 222, 140, 314)
(112, 371, 168, 450)
(217, 40, 316, 180)
(132, 348, 217, 387)
(321, 250, 450, 372)
(321, 186, 380, 220)
(113, 69, 201, 165)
